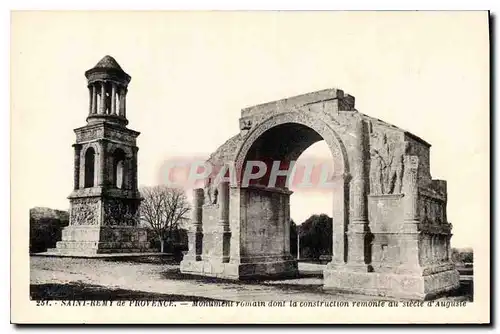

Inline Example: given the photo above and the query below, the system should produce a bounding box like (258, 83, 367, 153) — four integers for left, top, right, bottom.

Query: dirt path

(31, 257, 471, 302)
(30, 257, 351, 302)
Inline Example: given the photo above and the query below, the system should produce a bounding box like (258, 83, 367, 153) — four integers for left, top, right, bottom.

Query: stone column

(283, 193, 291, 256)
(445, 235, 451, 261)
(351, 118, 368, 224)
(111, 83, 117, 115)
(131, 147, 138, 190)
(73, 144, 82, 190)
(98, 140, 107, 186)
(437, 236, 442, 262)
(119, 88, 127, 118)
(186, 188, 204, 261)
(88, 86, 93, 115)
(402, 156, 420, 226)
(217, 181, 231, 262)
(228, 186, 242, 262)
(346, 117, 370, 269)
(440, 235, 445, 262)
(399, 155, 421, 269)
(431, 236, 436, 264)
(297, 231, 300, 259)
(91, 85, 97, 114)
(100, 82, 106, 114)
(330, 173, 350, 266)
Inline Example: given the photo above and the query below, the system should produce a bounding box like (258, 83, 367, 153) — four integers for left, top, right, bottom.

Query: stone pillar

(73, 144, 82, 190)
(91, 85, 97, 114)
(351, 119, 368, 224)
(431, 236, 437, 264)
(119, 88, 127, 118)
(131, 147, 138, 190)
(402, 156, 420, 225)
(187, 188, 204, 261)
(445, 235, 451, 261)
(217, 181, 231, 262)
(98, 140, 107, 186)
(399, 155, 421, 269)
(228, 186, 242, 262)
(283, 193, 291, 255)
(88, 86, 93, 115)
(346, 117, 370, 269)
(330, 173, 350, 266)
(297, 231, 300, 259)
(100, 82, 106, 114)
(437, 236, 442, 262)
(440, 236, 445, 262)
(111, 83, 117, 115)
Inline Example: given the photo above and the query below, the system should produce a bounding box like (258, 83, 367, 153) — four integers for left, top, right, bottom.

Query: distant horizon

(27, 203, 477, 252)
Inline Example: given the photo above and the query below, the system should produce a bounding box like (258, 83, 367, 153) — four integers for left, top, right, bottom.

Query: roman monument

(51, 55, 154, 255)
(180, 88, 460, 300)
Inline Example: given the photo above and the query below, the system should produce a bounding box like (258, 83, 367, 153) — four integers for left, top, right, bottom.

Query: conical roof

(85, 55, 131, 84)
(92, 55, 124, 71)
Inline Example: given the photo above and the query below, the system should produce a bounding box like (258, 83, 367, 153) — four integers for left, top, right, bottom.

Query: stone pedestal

(324, 155, 460, 300)
(181, 184, 299, 279)
(49, 187, 156, 256)
(323, 264, 460, 300)
(53, 226, 151, 255)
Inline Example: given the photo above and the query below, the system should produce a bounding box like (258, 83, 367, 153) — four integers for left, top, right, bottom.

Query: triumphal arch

(180, 88, 460, 299)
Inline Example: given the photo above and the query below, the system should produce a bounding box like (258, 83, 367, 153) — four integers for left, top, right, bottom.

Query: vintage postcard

(11, 11, 490, 324)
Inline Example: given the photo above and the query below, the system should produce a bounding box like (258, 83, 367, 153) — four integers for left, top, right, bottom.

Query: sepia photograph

(10, 10, 490, 324)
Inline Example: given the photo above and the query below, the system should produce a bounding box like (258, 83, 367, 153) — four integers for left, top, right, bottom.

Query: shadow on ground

(158, 267, 473, 301)
(30, 282, 226, 301)
(161, 268, 323, 291)
(101, 256, 177, 265)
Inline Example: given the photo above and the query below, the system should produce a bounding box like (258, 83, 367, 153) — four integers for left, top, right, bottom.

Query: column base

(323, 264, 460, 300)
(180, 256, 298, 280)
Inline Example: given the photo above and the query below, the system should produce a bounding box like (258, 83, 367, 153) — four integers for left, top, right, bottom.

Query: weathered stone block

(324, 267, 460, 300)
(181, 88, 459, 299)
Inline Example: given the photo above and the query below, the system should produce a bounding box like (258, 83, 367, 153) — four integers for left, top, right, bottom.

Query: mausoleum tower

(52, 55, 154, 255)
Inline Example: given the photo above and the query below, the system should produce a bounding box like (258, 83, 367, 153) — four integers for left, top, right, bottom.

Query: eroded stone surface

(51, 56, 156, 256)
(181, 88, 459, 300)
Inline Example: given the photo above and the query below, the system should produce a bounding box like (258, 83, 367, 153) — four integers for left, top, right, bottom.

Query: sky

(11, 11, 489, 248)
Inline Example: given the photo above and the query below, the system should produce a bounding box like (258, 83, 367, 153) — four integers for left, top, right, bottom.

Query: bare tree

(140, 186, 190, 253)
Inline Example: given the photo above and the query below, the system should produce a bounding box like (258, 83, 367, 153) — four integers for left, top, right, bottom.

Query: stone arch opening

(235, 113, 349, 179)
(289, 141, 334, 260)
(235, 118, 350, 274)
(83, 147, 96, 188)
(241, 122, 344, 187)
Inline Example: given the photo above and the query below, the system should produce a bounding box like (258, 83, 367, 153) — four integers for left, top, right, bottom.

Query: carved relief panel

(70, 198, 99, 226)
(368, 128, 406, 195)
(76, 127, 104, 143)
(419, 195, 445, 224)
(203, 179, 219, 205)
(103, 199, 139, 226)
